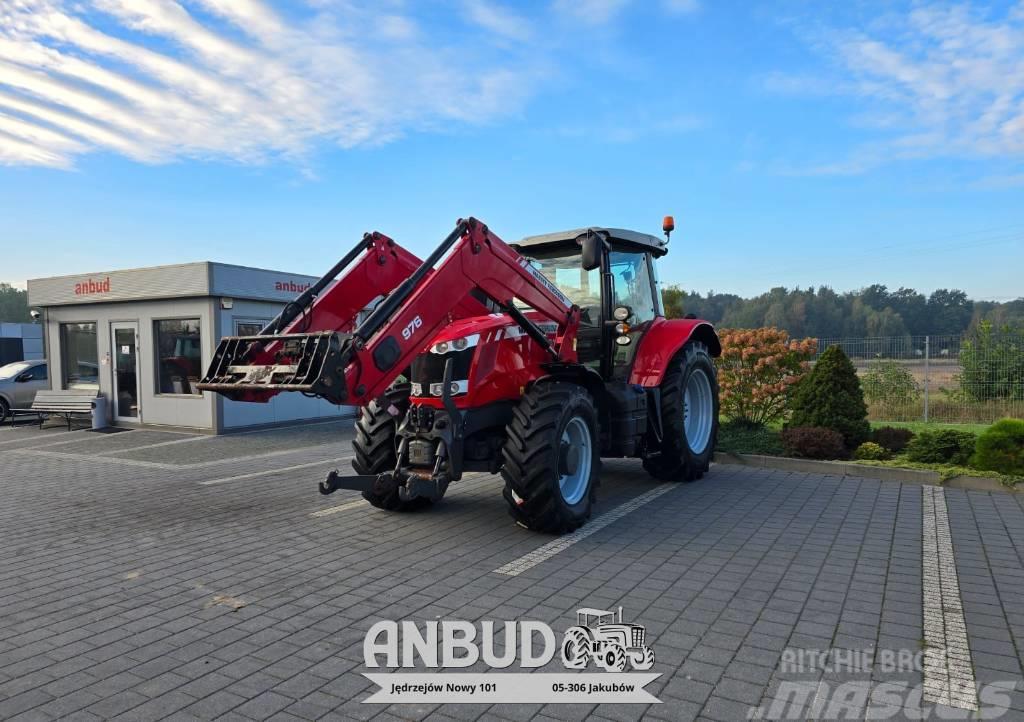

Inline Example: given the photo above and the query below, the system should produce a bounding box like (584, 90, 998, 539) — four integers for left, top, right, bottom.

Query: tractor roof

(514, 227, 668, 257)
(576, 607, 615, 617)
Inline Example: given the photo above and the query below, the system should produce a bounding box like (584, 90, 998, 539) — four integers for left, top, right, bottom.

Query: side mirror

(580, 232, 604, 271)
(16, 372, 33, 383)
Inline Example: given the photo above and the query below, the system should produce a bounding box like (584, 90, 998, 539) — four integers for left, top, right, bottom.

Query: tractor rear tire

(351, 385, 428, 512)
(561, 627, 592, 669)
(501, 381, 600, 534)
(643, 341, 719, 482)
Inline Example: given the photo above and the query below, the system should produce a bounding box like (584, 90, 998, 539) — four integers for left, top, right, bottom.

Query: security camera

(29, 309, 41, 321)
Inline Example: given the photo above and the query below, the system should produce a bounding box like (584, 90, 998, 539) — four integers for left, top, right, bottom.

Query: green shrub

(959, 321, 1024, 402)
(971, 419, 1024, 475)
(716, 419, 785, 456)
(861, 359, 921, 406)
(781, 426, 847, 460)
(854, 441, 890, 461)
(905, 429, 977, 465)
(870, 426, 915, 453)
(789, 345, 870, 448)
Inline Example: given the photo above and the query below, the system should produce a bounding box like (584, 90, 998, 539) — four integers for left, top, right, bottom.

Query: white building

(27, 262, 352, 433)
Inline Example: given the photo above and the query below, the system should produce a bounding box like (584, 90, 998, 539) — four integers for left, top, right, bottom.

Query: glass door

(111, 322, 140, 421)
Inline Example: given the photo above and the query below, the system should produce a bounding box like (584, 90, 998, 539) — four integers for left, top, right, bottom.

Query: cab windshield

(518, 245, 656, 328)
(518, 246, 601, 326)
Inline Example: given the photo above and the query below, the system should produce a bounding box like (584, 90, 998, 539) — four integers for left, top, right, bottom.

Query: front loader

(198, 217, 720, 533)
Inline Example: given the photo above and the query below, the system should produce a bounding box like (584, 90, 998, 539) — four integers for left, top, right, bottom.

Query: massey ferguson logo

(358, 606, 660, 704)
(74, 277, 111, 295)
(275, 280, 312, 293)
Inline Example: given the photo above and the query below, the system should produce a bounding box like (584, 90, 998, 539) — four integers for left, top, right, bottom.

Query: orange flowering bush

(716, 328, 818, 426)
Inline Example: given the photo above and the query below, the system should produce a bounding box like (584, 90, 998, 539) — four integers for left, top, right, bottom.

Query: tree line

(663, 284, 1024, 339)
(3, 277, 1022, 339)
(0, 283, 30, 323)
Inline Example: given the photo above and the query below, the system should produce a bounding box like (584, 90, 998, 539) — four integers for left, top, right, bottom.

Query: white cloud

(0, 0, 540, 168)
(663, 0, 699, 15)
(463, 0, 533, 42)
(552, 0, 631, 26)
(769, 4, 1024, 173)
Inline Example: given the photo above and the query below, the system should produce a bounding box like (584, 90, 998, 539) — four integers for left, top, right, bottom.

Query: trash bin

(91, 396, 108, 430)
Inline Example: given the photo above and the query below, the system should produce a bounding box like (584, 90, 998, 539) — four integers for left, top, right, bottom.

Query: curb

(713, 452, 1019, 494)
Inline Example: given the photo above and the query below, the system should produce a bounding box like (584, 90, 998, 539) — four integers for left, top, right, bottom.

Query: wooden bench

(16, 390, 100, 431)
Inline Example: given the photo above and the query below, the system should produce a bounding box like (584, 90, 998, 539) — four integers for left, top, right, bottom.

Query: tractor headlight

(615, 335, 631, 346)
(429, 380, 469, 396)
(613, 306, 632, 321)
(614, 322, 630, 335)
(431, 334, 480, 354)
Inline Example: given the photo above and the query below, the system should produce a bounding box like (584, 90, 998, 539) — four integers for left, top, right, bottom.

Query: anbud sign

(364, 621, 556, 669)
(359, 608, 661, 705)
(74, 277, 111, 295)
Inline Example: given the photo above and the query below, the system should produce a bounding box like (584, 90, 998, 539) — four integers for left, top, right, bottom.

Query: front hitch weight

(373, 472, 400, 497)
(319, 471, 340, 495)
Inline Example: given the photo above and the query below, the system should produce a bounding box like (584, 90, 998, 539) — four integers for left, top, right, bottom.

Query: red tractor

(199, 218, 720, 533)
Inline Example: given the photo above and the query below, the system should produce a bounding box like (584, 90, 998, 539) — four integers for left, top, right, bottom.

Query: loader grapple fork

(197, 230, 424, 403)
(200, 331, 354, 404)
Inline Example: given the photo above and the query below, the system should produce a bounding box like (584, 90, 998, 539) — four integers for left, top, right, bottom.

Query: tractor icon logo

(561, 607, 655, 672)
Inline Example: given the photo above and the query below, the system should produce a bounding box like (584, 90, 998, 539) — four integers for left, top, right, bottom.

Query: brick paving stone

(2, 425, 1024, 720)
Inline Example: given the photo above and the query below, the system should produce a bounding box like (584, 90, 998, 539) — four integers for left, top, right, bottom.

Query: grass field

(869, 420, 990, 435)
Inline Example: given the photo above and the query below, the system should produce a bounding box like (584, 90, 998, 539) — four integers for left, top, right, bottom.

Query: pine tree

(789, 345, 870, 448)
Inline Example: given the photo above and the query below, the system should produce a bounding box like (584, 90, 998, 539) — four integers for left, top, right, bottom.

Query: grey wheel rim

(559, 416, 592, 505)
(683, 368, 713, 454)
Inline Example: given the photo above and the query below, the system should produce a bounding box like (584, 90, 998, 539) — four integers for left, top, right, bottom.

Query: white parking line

(921, 485, 978, 710)
(493, 484, 678, 576)
(0, 428, 91, 449)
(198, 458, 349, 486)
(310, 499, 368, 517)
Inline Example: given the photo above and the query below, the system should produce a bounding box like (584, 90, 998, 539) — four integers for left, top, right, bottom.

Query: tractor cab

(575, 607, 623, 628)
(512, 227, 667, 380)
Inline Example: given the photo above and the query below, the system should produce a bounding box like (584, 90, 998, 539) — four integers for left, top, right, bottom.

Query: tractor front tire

(501, 381, 600, 534)
(352, 385, 428, 512)
(631, 646, 655, 671)
(644, 341, 719, 482)
(599, 645, 628, 672)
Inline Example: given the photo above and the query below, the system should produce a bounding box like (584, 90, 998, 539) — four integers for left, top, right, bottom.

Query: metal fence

(815, 334, 1024, 425)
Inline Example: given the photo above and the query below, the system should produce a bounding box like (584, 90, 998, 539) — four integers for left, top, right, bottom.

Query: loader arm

(200, 218, 581, 407)
(348, 217, 581, 405)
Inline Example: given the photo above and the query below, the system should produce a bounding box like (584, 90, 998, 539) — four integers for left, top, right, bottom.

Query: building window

(60, 322, 98, 389)
(234, 319, 269, 337)
(155, 319, 202, 395)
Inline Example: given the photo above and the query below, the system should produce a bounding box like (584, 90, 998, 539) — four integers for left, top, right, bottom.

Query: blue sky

(1, 0, 1022, 301)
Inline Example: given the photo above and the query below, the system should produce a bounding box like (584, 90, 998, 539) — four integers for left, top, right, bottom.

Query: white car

(0, 359, 49, 422)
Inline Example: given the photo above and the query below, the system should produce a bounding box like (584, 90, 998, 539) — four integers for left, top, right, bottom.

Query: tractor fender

(629, 318, 721, 387)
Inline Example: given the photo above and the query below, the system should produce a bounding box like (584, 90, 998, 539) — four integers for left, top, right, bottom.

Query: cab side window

(608, 251, 657, 378)
(609, 251, 656, 324)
